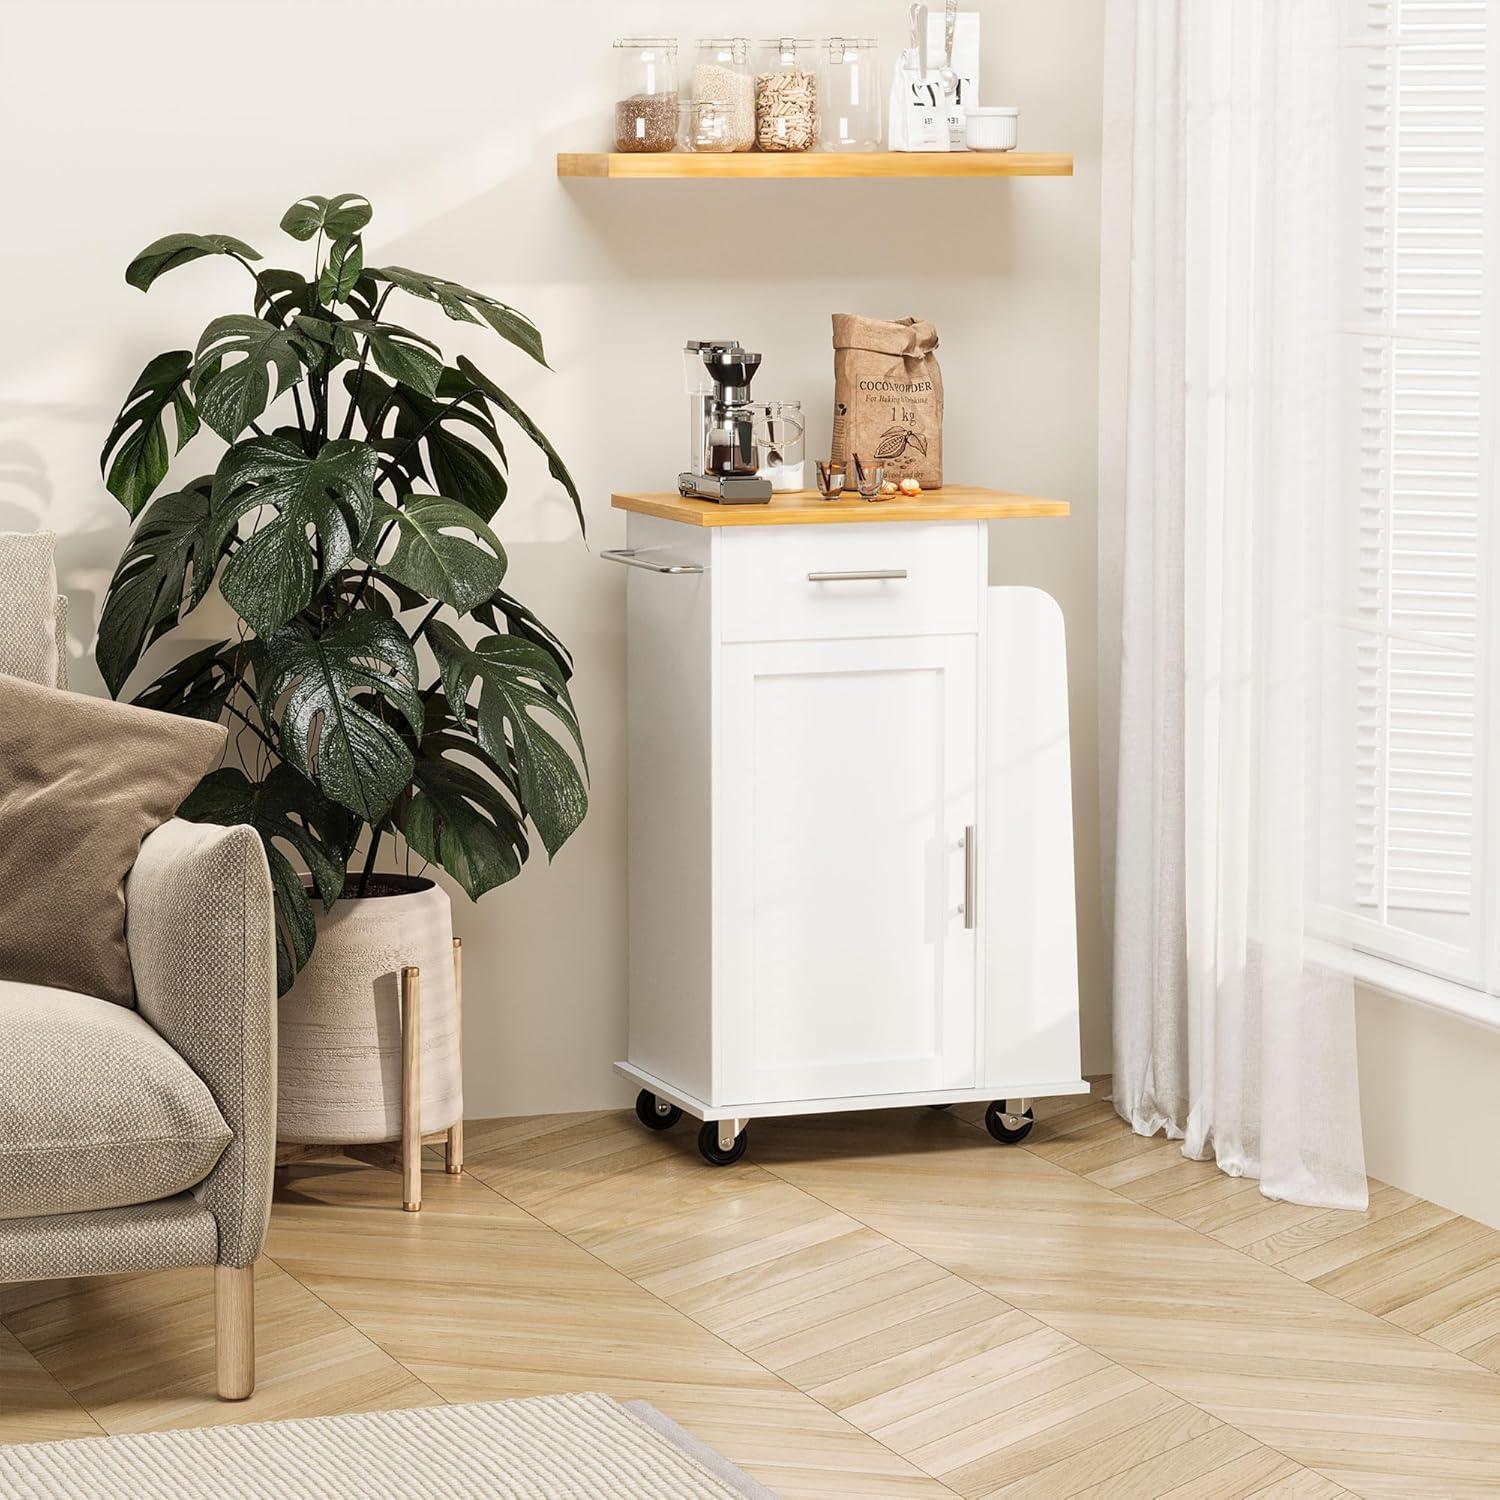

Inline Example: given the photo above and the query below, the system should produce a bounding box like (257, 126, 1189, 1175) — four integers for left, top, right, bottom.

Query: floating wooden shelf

(612, 485, 1071, 528)
(558, 151, 1073, 181)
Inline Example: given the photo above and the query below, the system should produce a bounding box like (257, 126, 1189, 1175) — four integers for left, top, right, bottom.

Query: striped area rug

(0, 1394, 776, 1499)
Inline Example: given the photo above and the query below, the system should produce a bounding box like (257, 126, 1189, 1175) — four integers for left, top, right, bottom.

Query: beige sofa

(0, 534, 276, 1400)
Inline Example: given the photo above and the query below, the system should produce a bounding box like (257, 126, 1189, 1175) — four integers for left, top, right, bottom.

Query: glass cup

(815, 461, 847, 499)
(852, 458, 887, 501)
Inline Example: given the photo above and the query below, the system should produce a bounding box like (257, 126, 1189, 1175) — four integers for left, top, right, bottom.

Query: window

(1341, 0, 1496, 992)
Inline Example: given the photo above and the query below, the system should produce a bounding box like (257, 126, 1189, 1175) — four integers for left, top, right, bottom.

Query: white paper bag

(888, 49, 950, 152)
(926, 11, 981, 149)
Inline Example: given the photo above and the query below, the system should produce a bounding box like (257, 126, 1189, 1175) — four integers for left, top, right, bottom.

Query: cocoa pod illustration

(873, 426, 910, 460)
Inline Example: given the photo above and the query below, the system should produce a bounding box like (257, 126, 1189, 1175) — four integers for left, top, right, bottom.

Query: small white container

(965, 106, 1019, 152)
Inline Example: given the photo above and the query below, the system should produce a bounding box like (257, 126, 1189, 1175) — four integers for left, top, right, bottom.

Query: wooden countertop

(613, 486, 1071, 528)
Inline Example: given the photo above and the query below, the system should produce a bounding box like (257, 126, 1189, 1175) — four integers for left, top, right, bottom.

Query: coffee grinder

(678, 339, 774, 504)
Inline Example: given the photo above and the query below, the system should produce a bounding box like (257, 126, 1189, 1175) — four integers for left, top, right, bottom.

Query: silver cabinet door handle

(806, 568, 909, 582)
(964, 826, 977, 930)
(602, 548, 704, 575)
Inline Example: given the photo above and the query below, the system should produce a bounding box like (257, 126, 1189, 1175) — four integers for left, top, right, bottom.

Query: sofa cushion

(0, 673, 227, 1006)
(0, 981, 231, 1220)
(0, 532, 59, 686)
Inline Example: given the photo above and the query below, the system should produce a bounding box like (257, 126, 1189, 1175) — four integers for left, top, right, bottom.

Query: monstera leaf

(345, 369, 508, 519)
(362, 495, 506, 614)
(428, 620, 586, 857)
(254, 268, 379, 326)
(280, 193, 373, 243)
(131, 639, 249, 722)
(179, 763, 356, 992)
(289, 314, 360, 377)
(100, 351, 199, 517)
(372, 266, 547, 366)
(258, 614, 423, 823)
(422, 424, 506, 519)
(126, 232, 260, 292)
(210, 436, 378, 636)
(456, 357, 582, 533)
(253, 268, 315, 322)
(473, 588, 573, 682)
(342, 320, 441, 397)
(327, 567, 424, 618)
(192, 314, 309, 441)
(96, 478, 222, 696)
(394, 699, 529, 900)
(317, 236, 364, 306)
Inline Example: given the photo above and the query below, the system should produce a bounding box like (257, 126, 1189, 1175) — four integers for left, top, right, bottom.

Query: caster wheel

(635, 1090, 682, 1132)
(698, 1121, 748, 1166)
(985, 1100, 1035, 1144)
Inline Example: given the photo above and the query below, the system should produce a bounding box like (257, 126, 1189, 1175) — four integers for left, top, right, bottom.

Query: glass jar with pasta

(754, 38, 819, 152)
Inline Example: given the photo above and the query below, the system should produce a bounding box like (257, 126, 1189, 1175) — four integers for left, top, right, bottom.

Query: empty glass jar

(614, 38, 678, 153)
(683, 99, 738, 152)
(755, 38, 819, 152)
(821, 37, 882, 151)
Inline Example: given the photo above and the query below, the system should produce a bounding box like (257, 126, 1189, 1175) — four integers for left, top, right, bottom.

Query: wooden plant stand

(276, 937, 464, 1212)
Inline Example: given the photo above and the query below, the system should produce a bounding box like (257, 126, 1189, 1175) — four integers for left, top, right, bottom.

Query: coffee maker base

(678, 472, 774, 504)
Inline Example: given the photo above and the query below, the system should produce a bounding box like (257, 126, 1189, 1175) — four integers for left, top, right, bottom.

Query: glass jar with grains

(614, 38, 678, 153)
(755, 38, 819, 152)
(692, 38, 755, 152)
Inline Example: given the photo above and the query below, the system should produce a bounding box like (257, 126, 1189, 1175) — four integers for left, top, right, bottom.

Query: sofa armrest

(126, 818, 277, 1268)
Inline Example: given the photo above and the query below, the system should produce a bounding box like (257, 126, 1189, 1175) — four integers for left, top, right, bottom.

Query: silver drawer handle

(964, 826, 977, 929)
(806, 568, 909, 582)
(602, 548, 704, 576)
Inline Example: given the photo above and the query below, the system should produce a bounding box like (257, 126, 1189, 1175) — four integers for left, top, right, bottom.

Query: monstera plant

(96, 192, 587, 992)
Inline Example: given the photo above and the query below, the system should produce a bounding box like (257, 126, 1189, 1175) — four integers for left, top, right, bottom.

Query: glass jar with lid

(821, 37, 882, 151)
(754, 401, 806, 492)
(755, 38, 819, 153)
(683, 99, 739, 153)
(692, 38, 755, 152)
(614, 38, 679, 153)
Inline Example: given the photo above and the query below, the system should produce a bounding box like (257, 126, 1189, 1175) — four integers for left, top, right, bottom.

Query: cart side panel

(624, 514, 716, 1101)
(982, 587, 1084, 1090)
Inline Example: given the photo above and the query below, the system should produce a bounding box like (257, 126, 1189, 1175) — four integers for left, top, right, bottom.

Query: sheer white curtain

(1100, 0, 1369, 1209)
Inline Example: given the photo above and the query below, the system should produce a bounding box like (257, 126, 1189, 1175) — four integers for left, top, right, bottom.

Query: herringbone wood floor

(5, 1081, 1500, 1497)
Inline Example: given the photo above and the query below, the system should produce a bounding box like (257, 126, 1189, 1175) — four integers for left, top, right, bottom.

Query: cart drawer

(718, 521, 982, 643)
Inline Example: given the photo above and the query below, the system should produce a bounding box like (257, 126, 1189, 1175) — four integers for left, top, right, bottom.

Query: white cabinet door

(716, 634, 977, 1104)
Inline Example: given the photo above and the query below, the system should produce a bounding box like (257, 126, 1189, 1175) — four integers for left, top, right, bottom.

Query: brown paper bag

(830, 314, 944, 488)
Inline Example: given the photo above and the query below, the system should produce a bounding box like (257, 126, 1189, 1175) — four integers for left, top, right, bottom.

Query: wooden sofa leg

(216, 1262, 256, 1400)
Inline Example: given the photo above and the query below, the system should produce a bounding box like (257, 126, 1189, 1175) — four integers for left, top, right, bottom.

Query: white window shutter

(1348, 0, 1488, 975)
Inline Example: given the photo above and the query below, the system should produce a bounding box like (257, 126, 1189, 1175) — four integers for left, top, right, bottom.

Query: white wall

(0, 0, 1105, 1116)
(1356, 986, 1500, 1229)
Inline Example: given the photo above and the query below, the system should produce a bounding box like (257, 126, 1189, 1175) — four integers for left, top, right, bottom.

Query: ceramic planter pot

(276, 875, 463, 1146)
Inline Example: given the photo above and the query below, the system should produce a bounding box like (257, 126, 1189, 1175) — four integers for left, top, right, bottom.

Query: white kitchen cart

(608, 487, 1088, 1166)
